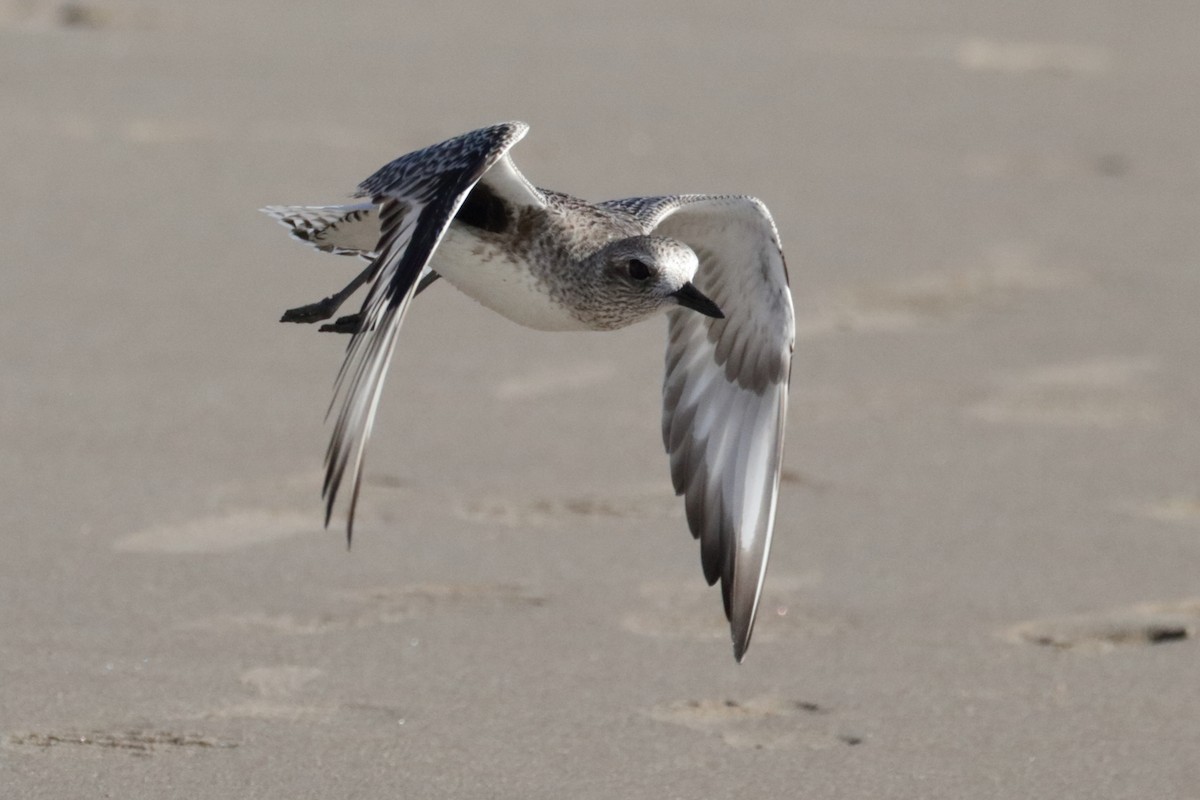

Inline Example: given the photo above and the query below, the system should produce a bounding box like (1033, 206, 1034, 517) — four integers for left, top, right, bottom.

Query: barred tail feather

(261, 202, 380, 256)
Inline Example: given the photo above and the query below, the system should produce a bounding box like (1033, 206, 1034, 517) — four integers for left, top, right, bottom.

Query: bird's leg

(280, 260, 377, 324)
(313, 270, 444, 334)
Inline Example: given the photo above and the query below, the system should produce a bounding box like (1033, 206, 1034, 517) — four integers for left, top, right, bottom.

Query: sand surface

(2, 1, 1199, 797)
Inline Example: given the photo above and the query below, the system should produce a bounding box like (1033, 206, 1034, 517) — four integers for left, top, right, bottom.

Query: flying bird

(264, 122, 794, 661)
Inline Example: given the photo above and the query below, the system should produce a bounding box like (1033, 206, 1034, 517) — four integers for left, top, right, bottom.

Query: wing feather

(261, 202, 380, 256)
(646, 195, 794, 661)
(322, 122, 530, 540)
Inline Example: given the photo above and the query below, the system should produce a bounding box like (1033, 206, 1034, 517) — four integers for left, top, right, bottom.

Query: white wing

(648, 195, 794, 662)
(323, 121, 539, 539)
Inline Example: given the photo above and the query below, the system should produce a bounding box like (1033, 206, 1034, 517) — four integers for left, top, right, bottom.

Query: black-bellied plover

(264, 122, 795, 661)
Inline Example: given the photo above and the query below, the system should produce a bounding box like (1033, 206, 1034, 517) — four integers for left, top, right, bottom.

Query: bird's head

(577, 236, 723, 329)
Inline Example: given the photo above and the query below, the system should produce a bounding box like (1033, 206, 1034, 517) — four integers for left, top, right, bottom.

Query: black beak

(671, 282, 724, 319)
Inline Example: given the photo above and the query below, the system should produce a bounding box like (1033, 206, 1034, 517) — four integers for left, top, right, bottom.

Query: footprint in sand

(647, 697, 861, 751)
(239, 665, 323, 698)
(1005, 598, 1200, 651)
(967, 357, 1162, 428)
(621, 574, 842, 645)
(6, 729, 237, 755)
(205, 665, 330, 721)
(196, 665, 410, 724)
(0, 0, 129, 32)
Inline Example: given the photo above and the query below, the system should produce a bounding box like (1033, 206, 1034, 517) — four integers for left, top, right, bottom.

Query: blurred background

(2, 1, 1198, 797)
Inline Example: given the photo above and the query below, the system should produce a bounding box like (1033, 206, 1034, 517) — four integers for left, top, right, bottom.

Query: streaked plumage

(264, 122, 794, 661)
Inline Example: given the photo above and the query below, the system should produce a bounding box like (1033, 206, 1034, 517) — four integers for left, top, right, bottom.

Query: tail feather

(261, 203, 380, 256)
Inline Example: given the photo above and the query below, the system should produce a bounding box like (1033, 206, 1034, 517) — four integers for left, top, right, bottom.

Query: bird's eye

(628, 259, 651, 281)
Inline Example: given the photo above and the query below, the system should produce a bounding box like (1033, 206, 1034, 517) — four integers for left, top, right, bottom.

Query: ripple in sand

(968, 357, 1162, 428)
(455, 491, 681, 528)
(113, 511, 318, 554)
(182, 583, 546, 635)
(795, 245, 1074, 339)
(1140, 495, 1200, 527)
(954, 38, 1109, 75)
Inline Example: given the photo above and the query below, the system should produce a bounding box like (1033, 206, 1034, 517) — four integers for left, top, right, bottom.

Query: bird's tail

(260, 202, 380, 257)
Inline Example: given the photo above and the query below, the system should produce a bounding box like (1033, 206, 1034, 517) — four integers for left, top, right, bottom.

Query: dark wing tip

(317, 125, 527, 552)
(730, 606, 755, 663)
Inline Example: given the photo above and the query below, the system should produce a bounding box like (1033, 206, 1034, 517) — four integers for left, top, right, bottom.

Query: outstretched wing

(642, 195, 794, 662)
(324, 121, 533, 540)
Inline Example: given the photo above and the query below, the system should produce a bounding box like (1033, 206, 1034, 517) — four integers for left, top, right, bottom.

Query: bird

(263, 122, 795, 661)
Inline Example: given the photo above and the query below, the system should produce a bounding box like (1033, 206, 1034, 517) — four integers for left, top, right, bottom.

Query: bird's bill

(671, 283, 725, 319)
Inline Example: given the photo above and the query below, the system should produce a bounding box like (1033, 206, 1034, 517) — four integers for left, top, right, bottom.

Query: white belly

(429, 226, 590, 331)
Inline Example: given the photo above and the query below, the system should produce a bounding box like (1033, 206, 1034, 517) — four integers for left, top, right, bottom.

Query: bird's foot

(318, 313, 364, 334)
(281, 296, 342, 324)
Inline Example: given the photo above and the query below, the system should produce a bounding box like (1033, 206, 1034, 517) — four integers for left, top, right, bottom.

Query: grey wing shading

(323, 121, 534, 540)
(642, 194, 795, 662)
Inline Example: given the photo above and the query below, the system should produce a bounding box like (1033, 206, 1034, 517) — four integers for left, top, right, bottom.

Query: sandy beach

(2, 1, 1198, 797)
